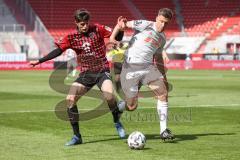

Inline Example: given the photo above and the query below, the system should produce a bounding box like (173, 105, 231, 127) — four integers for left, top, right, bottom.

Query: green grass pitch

(0, 70, 240, 160)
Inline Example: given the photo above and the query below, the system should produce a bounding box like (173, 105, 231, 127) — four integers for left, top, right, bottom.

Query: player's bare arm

(110, 16, 130, 44)
(162, 50, 170, 64)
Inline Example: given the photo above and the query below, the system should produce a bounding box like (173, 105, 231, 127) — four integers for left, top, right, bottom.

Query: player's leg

(143, 65, 174, 140)
(113, 62, 122, 94)
(67, 61, 73, 76)
(65, 82, 89, 146)
(71, 59, 78, 77)
(116, 63, 143, 112)
(100, 79, 138, 115)
(115, 74, 121, 93)
(117, 94, 138, 115)
(98, 72, 126, 138)
(148, 78, 174, 140)
(100, 79, 119, 121)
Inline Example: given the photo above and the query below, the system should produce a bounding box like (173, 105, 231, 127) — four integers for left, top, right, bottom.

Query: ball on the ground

(127, 131, 146, 149)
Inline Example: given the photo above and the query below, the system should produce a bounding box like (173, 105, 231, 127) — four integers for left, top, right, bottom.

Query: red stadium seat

(28, 0, 135, 39)
(179, 0, 240, 39)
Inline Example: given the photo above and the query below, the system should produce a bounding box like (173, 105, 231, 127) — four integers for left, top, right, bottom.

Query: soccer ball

(127, 131, 146, 149)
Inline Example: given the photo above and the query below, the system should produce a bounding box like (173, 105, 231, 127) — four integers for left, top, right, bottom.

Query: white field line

(0, 103, 239, 114)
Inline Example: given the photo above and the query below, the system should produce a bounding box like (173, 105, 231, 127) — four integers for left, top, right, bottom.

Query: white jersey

(125, 20, 166, 64)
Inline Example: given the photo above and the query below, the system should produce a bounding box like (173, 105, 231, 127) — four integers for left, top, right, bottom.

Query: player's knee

(103, 92, 114, 102)
(155, 88, 168, 100)
(156, 94, 168, 101)
(66, 95, 77, 106)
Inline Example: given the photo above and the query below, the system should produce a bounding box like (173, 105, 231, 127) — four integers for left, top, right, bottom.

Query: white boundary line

(0, 103, 239, 114)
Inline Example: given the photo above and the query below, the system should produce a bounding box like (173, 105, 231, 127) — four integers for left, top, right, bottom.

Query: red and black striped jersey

(55, 23, 112, 72)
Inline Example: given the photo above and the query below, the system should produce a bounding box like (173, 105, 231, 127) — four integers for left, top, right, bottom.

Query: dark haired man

(110, 8, 175, 140)
(30, 9, 126, 146)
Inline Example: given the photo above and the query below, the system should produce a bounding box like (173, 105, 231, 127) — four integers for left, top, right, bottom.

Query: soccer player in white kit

(110, 8, 174, 140)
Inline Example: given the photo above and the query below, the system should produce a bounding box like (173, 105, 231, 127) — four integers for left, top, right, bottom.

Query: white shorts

(120, 63, 163, 98)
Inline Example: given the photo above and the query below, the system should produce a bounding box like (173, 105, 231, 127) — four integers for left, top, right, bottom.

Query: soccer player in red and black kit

(29, 9, 126, 146)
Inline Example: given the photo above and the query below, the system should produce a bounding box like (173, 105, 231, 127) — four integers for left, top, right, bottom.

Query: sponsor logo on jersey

(134, 20, 143, 26)
(82, 42, 95, 55)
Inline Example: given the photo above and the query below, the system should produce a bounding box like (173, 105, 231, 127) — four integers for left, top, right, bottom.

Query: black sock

(67, 105, 81, 138)
(112, 108, 121, 123)
(108, 100, 122, 123)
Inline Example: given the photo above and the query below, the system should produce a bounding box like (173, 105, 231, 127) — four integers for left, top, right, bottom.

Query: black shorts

(75, 70, 111, 89)
(113, 62, 123, 75)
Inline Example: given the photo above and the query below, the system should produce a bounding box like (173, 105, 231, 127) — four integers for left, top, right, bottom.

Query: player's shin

(157, 100, 168, 134)
(107, 100, 122, 123)
(115, 80, 121, 93)
(107, 99, 126, 138)
(67, 105, 81, 138)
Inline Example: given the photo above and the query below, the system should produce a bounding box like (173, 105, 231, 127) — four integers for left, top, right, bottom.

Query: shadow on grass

(168, 94, 198, 98)
(83, 137, 123, 144)
(75, 132, 235, 145)
(145, 132, 236, 143)
(82, 136, 152, 150)
(77, 133, 236, 150)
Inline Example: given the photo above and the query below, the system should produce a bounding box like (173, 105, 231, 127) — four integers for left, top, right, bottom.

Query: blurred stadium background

(0, 0, 240, 70)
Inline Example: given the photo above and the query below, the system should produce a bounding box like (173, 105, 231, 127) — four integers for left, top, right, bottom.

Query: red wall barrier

(0, 61, 54, 70)
(166, 60, 240, 70)
(0, 60, 239, 70)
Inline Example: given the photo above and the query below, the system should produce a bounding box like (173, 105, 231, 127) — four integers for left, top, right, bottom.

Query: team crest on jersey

(104, 26, 112, 32)
(89, 32, 96, 38)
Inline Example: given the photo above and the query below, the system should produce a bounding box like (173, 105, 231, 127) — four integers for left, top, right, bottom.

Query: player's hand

(109, 39, 120, 49)
(29, 60, 40, 67)
(112, 41, 120, 50)
(117, 16, 127, 30)
(161, 52, 169, 73)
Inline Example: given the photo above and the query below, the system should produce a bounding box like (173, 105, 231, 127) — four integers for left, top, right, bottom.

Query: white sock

(157, 100, 168, 134)
(118, 100, 126, 112)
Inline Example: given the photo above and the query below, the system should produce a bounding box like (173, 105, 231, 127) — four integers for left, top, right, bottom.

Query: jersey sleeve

(55, 35, 71, 51)
(96, 23, 112, 38)
(129, 20, 152, 31)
